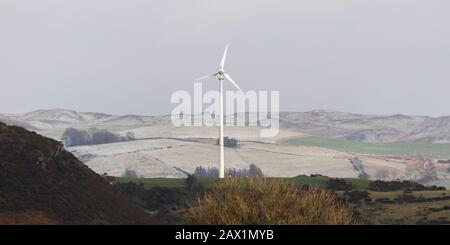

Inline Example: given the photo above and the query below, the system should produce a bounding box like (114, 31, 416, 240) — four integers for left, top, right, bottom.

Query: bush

(393, 194, 426, 203)
(114, 182, 145, 196)
(113, 183, 195, 211)
(125, 131, 136, 141)
(326, 178, 355, 191)
(343, 190, 370, 203)
(61, 127, 133, 147)
(185, 178, 356, 225)
(437, 159, 450, 164)
(184, 174, 198, 190)
(368, 180, 445, 192)
(141, 187, 191, 211)
(61, 128, 89, 146)
(216, 136, 238, 148)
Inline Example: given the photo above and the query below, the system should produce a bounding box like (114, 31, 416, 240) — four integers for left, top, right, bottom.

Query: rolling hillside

(0, 122, 153, 224)
(278, 110, 450, 143)
(279, 136, 450, 158)
(2, 109, 450, 143)
(1, 109, 449, 184)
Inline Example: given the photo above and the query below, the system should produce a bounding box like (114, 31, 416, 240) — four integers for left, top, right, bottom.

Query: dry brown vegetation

(185, 177, 357, 225)
(0, 122, 153, 224)
(0, 210, 58, 225)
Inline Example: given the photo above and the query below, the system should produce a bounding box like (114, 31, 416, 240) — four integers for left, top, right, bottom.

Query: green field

(114, 177, 217, 188)
(114, 175, 371, 189)
(278, 136, 450, 158)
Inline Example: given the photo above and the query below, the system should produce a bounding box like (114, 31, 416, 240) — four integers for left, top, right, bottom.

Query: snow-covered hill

(2, 109, 450, 142)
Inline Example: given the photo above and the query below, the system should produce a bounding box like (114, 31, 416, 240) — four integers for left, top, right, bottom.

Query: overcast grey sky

(1, 0, 449, 116)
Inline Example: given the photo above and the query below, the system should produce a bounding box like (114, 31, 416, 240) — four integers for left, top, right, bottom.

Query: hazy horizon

(3, 107, 450, 118)
(2, 1, 450, 117)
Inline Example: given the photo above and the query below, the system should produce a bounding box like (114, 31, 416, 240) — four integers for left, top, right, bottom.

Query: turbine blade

(224, 73, 241, 91)
(194, 73, 217, 81)
(219, 44, 228, 70)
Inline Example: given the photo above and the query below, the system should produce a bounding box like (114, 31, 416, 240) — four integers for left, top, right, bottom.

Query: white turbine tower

(194, 44, 241, 178)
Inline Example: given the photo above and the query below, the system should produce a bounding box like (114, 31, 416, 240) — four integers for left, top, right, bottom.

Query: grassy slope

(278, 136, 450, 158)
(0, 122, 153, 224)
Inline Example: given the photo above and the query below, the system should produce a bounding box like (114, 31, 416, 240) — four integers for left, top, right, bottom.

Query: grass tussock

(185, 177, 357, 225)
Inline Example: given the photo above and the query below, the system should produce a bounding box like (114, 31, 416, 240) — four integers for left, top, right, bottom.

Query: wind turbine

(194, 44, 241, 178)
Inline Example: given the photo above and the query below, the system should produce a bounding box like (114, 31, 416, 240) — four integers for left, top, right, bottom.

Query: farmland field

(278, 136, 450, 158)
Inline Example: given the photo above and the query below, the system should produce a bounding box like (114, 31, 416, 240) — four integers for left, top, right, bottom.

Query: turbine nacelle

(194, 44, 241, 91)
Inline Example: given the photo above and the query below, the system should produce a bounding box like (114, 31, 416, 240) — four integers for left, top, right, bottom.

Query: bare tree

(405, 156, 437, 183)
(123, 168, 138, 178)
(374, 168, 390, 180)
(125, 131, 135, 140)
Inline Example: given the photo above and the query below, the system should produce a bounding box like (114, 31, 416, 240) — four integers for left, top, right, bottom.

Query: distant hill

(1, 108, 450, 142)
(2, 109, 158, 130)
(0, 122, 153, 224)
(101, 114, 155, 125)
(0, 113, 38, 130)
(278, 110, 450, 142)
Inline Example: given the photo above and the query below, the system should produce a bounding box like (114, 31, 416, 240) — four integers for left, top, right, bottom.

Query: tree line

(61, 127, 135, 147)
(193, 164, 263, 178)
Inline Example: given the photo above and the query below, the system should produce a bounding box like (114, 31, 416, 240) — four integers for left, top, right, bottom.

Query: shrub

(437, 159, 450, 164)
(61, 128, 90, 146)
(184, 174, 198, 190)
(343, 190, 370, 203)
(89, 128, 120, 145)
(368, 180, 445, 192)
(326, 178, 355, 191)
(185, 178, 356, 225)
(114, 182, 145, 196)
(61, 127, 131, 146)
(393, 194, 426, 203)
(125, 131, 136, 140)
(113, 183, 196, 212)
(142, 187, 191, 211)
(216, 136, 238, 147)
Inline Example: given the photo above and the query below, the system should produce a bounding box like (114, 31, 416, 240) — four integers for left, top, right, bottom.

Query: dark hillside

(0, 122, 153, 224)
